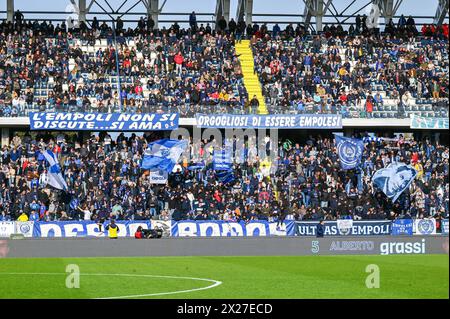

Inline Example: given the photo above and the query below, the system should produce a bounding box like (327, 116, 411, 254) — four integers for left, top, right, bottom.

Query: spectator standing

(14, 10, 24, 27)
(237, 19, 246, 41)
(105, 219, 120, 239)
(174, 52, 184, 76)
(147, 16, 155, 31)
(316, 220, 325, 237)
(218, 16, 227, 32)
(249, 95, 259, 114)
(272, 24, 281, 38)
(365, 95, 374, 118)
(189, 11, 197, 31)
(228, 19, 237, 36)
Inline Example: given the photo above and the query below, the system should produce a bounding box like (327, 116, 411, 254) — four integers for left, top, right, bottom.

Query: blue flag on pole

(42, 150, 68, 191)
(141, 139, 188, 173)
(335, 135, 364, 170)
(372, 162, 417, 202)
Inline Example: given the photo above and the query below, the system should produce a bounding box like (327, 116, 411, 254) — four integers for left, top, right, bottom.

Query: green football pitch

(0, 255, 448, 299)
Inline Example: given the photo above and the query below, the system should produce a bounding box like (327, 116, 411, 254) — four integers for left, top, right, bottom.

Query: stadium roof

(0, 0, 448, 31)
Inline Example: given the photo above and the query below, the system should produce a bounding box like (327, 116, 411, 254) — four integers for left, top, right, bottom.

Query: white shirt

(83, 209, 92, 221)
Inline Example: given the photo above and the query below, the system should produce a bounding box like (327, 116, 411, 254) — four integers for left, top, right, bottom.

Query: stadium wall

(3, 236, 449, 258)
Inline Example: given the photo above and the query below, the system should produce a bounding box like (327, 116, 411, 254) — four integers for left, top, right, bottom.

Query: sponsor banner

(0, 221, 15, 238)
(311, 239, 376, 254)
(195, 114, 342, 129)
(171, 220, 296, 237)
(32, 221, 152, 237)
(410, 115, 449, 130)
(336, 219, 354, 235)
(442, 219, 449, 235)
(15, 222, 35, 237)
(414, 218, 437, 235)
(149, 170, 168, 184)
(379, 238, 426, 255)
(29, 112, 179, 131)
(310, 237, 446, 256)
(391, 219, 413, 235)
(295, 221, 391, 236)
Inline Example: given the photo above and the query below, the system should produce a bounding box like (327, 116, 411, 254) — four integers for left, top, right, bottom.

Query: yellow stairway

(235, 40, 268, 114)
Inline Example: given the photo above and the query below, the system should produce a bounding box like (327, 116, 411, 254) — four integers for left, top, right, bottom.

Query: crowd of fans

(0, 11, 250, 117)
(252, 27, 449, 116)
(0, 11, 449, 118)
(0, 131, 448, 223)
(0, 11, 448, 224)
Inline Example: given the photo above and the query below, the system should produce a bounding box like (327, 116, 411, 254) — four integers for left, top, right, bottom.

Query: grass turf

(0, 255, 448, 299)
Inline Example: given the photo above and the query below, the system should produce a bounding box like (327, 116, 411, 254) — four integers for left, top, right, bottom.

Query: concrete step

(245, 86, 262, 89)
(234, 40, 267, 114)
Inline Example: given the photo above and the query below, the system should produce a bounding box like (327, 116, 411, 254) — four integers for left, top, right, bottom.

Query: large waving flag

(335, 135, 364, 170)
(141, 139, 188, 173)
(372, 162, 417, 202)
(42, 150, 68, 191)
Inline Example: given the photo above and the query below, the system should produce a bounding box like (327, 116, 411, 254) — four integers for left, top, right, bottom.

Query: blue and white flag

(42, 150, 68, 191)
(372, 162, 417, 202)
(391, 219, 413, 235)
(188, 161, 206, 170)
(141, 139, 188, 173)
(69, 198, 80, 210)
(213, 149, 233, 171)
(335, 135, 364, 170)
(216, 170, 235, 184)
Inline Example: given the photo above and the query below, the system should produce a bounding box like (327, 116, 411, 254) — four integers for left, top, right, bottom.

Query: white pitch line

(0, 272, 222, 299)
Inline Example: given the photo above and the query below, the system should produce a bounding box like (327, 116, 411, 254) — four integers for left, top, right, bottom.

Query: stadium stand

(0, 14, 448, 118)
(0, 4, 448, 224)
(253, 33, 449, 119)
(0, 131, 448, 223)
